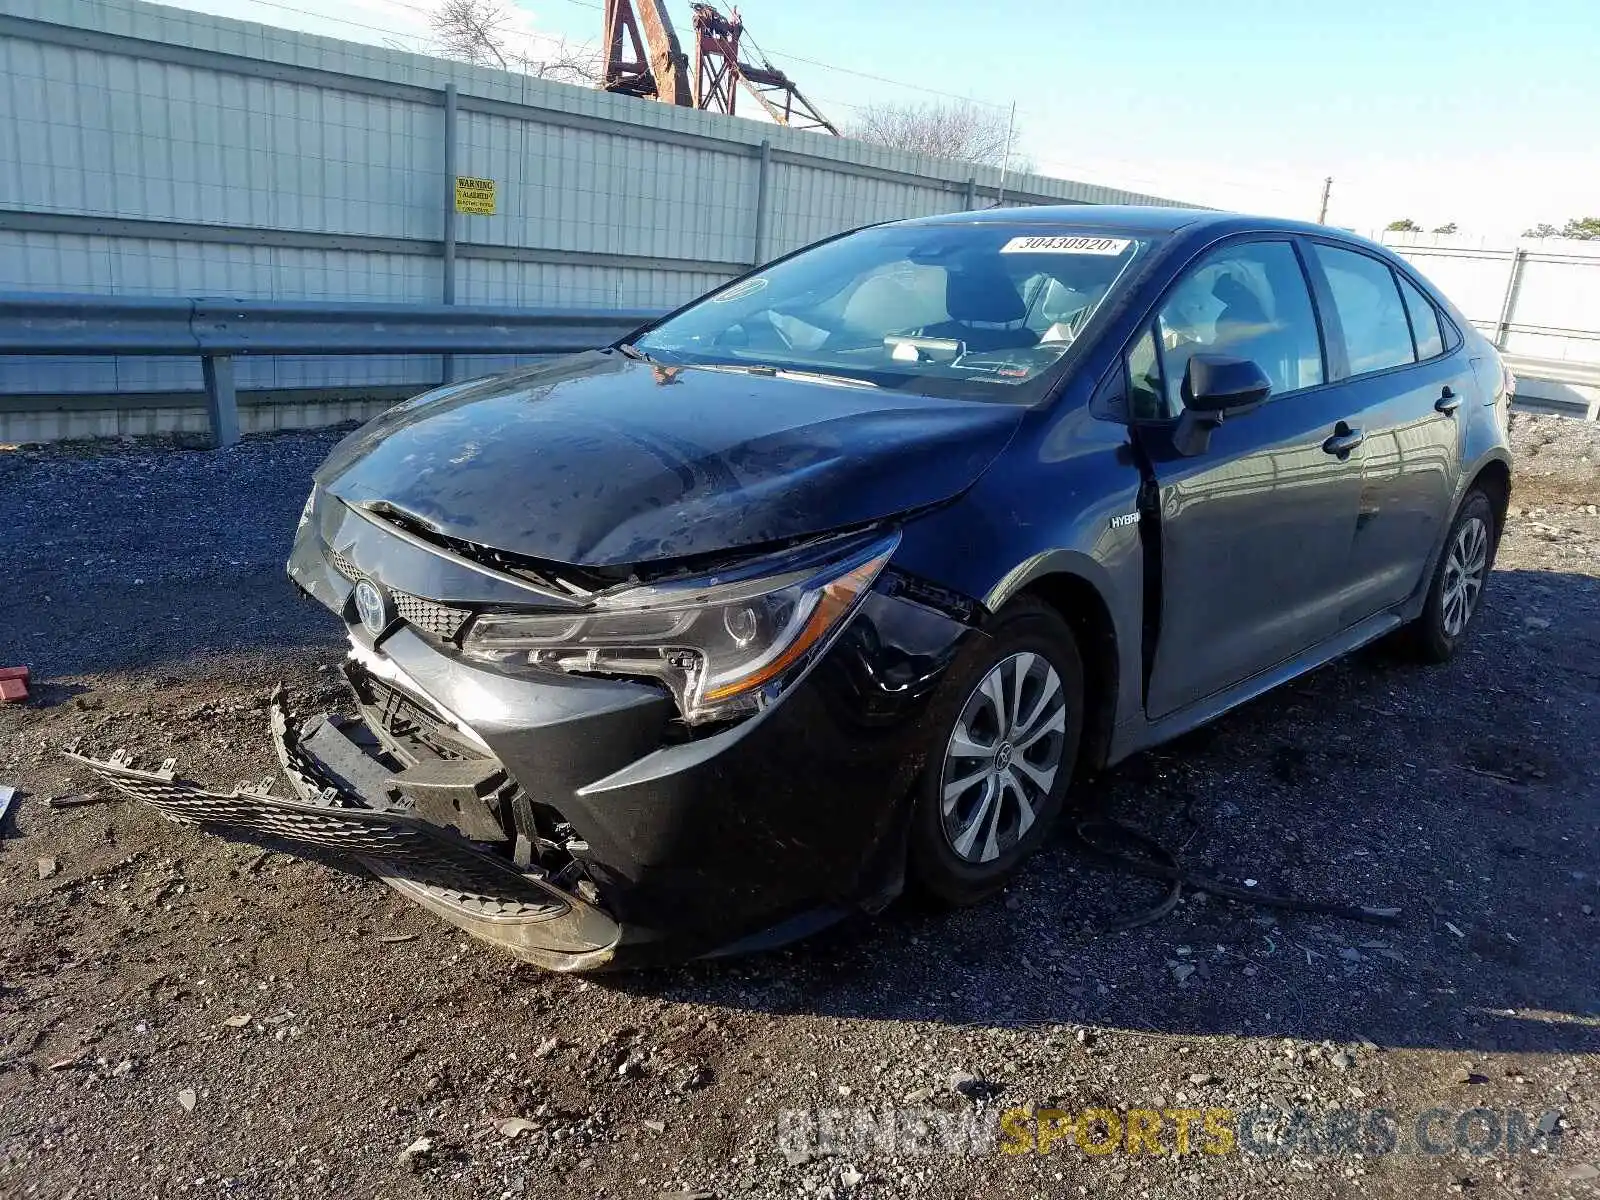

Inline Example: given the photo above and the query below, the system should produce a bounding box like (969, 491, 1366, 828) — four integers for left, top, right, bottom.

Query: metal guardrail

(0, 292, 655, 446)
(1504, 354, 1600, 421)
(3, 292, 1596, 446)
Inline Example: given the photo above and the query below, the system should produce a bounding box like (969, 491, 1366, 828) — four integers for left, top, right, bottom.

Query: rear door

(1302, 242, 1468, 623)
(1133, 238, 1365, 719)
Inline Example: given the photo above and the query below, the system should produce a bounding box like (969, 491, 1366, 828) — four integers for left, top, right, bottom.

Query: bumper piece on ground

(64, 691, 622, 971)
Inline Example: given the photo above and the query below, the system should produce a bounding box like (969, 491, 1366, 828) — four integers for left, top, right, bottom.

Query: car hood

(316, 352, 1025, 568)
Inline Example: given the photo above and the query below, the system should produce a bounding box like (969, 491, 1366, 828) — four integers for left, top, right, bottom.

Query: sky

(164, 0, 1600, 237)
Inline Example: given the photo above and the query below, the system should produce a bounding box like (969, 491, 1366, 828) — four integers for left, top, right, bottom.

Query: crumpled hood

(317, 351, 1025, 567)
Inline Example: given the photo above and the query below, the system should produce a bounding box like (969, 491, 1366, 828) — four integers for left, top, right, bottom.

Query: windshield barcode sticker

(1000, 235, 1131, 255)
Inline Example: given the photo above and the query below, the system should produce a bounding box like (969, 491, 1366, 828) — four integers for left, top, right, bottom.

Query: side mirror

(1171, 354, 1272, 456)
(1181, 353, 1272, 415)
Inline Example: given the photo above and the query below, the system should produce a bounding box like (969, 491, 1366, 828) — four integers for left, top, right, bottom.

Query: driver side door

(1134, 237, 1365, 719)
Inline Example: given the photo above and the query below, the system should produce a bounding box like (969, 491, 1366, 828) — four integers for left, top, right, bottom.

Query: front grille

(328, 546, 361, 581)
(327, 545, 471, 642)
(393, 591, 471, 640)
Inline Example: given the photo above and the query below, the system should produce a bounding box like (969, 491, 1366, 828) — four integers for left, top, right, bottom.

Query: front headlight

(462, 532, 899, 724)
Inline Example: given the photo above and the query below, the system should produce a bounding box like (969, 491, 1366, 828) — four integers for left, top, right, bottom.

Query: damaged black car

(76, 206, 1514, 969)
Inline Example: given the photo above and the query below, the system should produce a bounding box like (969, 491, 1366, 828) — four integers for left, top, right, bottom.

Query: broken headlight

(461, 532, 899, 724)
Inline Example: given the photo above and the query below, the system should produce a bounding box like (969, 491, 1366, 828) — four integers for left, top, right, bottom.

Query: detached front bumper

(68, 693, 623, 970)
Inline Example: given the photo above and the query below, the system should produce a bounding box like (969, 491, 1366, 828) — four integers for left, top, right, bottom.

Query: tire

(1405, 489, 1499, 663)
(908, 596, 1085, 906)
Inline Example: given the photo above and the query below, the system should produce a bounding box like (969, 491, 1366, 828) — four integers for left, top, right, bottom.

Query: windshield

(635, 224, 1154, 400)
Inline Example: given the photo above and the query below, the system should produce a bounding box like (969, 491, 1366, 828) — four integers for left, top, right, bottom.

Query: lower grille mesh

(63, 696, 566, 922)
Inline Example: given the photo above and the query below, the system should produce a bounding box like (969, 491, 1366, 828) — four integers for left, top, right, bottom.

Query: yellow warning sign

(454, 176, 496, 215)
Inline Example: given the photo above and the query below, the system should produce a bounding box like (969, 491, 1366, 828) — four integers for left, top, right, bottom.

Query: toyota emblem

(353, 578, 391, 636)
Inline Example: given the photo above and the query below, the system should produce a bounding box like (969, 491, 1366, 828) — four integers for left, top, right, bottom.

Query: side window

(1396, 274, 1445, 360)
(1126, 325, 1164, 420)
(1309, 244, 1417, 375)
(1441, 314, 1462, 351)
(1154, 240, 1323, 413)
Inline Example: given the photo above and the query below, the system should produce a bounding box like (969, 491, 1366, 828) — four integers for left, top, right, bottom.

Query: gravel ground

(1, 413, 1597, 1200)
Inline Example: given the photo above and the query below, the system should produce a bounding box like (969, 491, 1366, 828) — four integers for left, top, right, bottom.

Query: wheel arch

(1468, 455, 1512, 538)
(1004, 568, 1123, 774)
(1405, 448, 1513, 622)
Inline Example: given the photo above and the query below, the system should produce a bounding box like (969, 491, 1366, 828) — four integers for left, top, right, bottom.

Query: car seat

(918, 263, 1037, 352)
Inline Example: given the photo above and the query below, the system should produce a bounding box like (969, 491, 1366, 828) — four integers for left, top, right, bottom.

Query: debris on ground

(47, 793, 101, 809)
(397, 1136, 437, 1172)
(0, 666, 29, 704)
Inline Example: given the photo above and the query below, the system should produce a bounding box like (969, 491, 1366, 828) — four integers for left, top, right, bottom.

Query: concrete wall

(0, 0, 1190, 408)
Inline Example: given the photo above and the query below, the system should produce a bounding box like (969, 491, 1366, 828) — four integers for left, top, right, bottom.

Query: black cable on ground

(1068, 816, 1403, 934)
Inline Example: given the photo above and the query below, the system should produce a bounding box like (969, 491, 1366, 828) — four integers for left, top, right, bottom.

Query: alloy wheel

(1441, 515, 1489, 638)
(939, 652, 1067, 865)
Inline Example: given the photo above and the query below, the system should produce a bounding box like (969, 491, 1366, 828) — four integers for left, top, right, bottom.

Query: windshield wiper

(684, 362, 877, 389)
(772, 367, 878, 389)
(615, 341, 653, 362)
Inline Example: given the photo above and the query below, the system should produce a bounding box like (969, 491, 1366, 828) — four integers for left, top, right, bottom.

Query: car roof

(894, 204, 1338, 241)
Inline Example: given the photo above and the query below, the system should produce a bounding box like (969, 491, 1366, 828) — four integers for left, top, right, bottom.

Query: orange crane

(601, 0, 838, 134)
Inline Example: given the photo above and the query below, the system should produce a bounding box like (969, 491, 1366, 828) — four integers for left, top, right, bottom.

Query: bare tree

(430, 0, 600, 84)
(431, 0, 512, 69)
(848, 100, 1018, 170)
(516, 37, 602, 86)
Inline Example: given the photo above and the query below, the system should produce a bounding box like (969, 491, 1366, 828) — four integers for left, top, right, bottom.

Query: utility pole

(994, 101, 1017, 207)
(1317, 176, 1332, 224)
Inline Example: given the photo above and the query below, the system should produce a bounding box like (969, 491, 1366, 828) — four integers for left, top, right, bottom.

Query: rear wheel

(908, 597, 1084, 906)
(1406, 489, 1498, 662)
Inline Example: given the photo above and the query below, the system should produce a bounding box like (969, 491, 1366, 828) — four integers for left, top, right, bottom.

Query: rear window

(1309, 244, 1416, 376)
(1397, 273, 1446, 360)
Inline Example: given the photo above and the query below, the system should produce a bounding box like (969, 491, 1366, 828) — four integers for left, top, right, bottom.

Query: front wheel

(1405, 489, 1498, 662)
(908, 597, 1085, 906)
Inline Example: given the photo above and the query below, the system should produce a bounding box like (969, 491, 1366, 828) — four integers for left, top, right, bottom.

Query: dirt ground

(1, 412, 1597, 1200)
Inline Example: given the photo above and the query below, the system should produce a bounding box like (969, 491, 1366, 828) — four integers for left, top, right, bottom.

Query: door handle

(1435, 386, 1463, 414)
(1322, 423, 1365, 458)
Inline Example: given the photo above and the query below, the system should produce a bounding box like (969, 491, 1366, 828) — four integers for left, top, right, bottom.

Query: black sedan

(78, 206, 1514, 969)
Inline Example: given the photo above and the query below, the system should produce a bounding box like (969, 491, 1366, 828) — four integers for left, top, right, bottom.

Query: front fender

(891, 404, 1149, 748)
